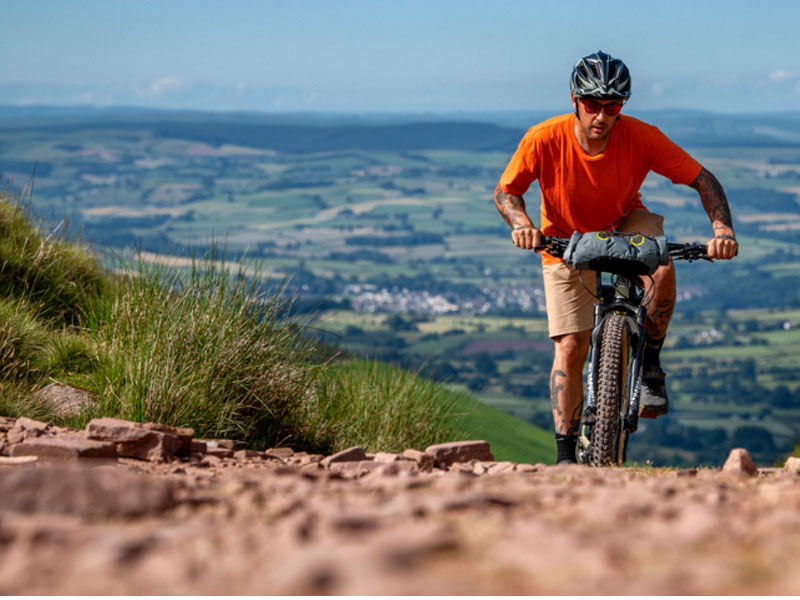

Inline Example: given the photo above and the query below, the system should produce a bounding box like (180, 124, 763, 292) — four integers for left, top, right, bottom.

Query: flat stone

(190, 440, 208, 454)
(86, 418, 152, 443)
(722, 448, 758, 476)
(144, 423, 195, 456)
(206, 446, 234, 459)
(201, 439, 235, 450)
(86, 418, 181, 462)
(424, 440, 494, 468)
(321, 446, 368, 468)
(264, 447, 294, 459)
(10, 434, 117, 461)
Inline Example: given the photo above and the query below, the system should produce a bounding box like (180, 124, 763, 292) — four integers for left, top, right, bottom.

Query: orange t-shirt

(499, 113, 702, 264)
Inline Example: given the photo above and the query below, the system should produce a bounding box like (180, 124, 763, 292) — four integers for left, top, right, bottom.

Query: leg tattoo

(550, 369, 566, 418)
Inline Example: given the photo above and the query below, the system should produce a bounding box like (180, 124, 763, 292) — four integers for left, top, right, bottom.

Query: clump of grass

(88, 249, 323, 449)
(0, 192, 109, 326)
(304, 358, 468, 454)
(0, 296, 51, 383)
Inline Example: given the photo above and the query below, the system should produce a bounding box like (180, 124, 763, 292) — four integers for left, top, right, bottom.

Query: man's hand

(512, 225, 543, 250)
(706, 234, 739, 260)
(494, 183, 542, 250)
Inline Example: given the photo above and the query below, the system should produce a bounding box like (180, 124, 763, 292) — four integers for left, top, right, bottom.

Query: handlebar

(535, 235, 712, 262)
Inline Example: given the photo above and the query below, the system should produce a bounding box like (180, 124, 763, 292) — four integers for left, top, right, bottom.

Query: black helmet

(570, 50, 631, 99)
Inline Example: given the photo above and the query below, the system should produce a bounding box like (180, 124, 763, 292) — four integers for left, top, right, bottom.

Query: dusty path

(1, 416, 800, 595)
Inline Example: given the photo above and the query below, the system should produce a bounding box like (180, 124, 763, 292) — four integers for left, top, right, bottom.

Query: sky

(3, 0, 800, 114)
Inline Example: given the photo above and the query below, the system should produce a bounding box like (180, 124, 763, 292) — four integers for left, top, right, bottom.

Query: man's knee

(553, 330, 591, 367)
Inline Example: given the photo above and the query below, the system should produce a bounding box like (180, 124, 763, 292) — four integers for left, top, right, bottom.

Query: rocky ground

(2, 415, 800, 595)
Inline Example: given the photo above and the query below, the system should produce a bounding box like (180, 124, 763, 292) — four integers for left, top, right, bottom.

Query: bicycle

(537, 231, 711, 466)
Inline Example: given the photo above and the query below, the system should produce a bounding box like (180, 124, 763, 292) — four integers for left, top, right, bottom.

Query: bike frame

(584, 271, 648, 435)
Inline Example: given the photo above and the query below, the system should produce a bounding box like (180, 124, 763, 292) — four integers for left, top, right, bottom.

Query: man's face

(572, 95, 624, 141)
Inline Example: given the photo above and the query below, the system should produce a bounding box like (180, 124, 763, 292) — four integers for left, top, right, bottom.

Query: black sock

(555, 433, 577, 463)
(644, 335, 665, 367)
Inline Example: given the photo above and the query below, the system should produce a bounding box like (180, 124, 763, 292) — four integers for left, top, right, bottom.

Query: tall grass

(305, 359, 468, 454)
(86, 249, 323, 448)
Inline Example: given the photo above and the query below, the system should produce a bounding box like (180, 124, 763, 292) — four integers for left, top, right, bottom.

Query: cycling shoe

(639, 365, 669, 418)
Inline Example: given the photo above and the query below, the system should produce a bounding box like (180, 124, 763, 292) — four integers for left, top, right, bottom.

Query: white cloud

(769, 70, 795, 82)
(135, 76, 183, 99)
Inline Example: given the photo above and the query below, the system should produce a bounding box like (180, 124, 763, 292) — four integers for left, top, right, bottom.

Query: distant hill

(4, 105, 800, 151)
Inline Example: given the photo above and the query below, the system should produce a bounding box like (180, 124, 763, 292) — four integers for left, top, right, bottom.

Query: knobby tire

(591, 314, 632, 466)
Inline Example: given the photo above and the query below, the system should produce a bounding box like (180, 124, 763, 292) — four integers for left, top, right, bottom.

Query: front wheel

(590, 313, 634, 466)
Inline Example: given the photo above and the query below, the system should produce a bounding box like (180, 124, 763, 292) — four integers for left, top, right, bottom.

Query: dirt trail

(1, 416, 800, 595)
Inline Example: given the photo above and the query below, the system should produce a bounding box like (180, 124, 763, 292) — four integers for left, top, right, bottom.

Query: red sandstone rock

(10, 434, 117, 461)
(402, 449, 435, 472)
(722, 448, 758, 476)
(206, 446, 234, 459)
(190, 440, 208, 454)
(321, 446, 369, 468)
(86, 418, 181, 462)
(265, 447, 295, 459)
(424, 441, 494, 468)
(7, 417, 50, 445)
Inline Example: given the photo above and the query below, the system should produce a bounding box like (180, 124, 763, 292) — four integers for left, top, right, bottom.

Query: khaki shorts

(543, 210, 665, 339)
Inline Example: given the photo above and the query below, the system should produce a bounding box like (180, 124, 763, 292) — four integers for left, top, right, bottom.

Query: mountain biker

(493, 50, 738, 464)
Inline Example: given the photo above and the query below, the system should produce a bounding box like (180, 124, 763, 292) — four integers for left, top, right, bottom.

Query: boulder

(424, 440, 494, 468)
(34, 382, 92, 417)
(722, 448, 758, 476)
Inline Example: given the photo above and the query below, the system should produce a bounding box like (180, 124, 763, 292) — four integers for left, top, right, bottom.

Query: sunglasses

(580, 98, 625, 116)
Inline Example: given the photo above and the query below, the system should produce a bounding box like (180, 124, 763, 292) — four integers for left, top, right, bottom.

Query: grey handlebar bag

(562, 231, 670, 276)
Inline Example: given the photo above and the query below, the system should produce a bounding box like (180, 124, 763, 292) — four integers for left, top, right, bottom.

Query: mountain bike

(537, 232, 710, 466)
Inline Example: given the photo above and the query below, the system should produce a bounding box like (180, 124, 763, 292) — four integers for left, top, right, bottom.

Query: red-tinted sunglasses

(580, 98, 625, 116)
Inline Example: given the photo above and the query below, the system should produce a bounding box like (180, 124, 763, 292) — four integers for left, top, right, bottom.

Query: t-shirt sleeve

(499, 129, 540, 195)
(647, 126, 702, 185)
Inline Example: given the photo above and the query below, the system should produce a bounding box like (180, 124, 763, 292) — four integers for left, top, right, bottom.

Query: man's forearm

(689, 167, 734, 235)
(494, 183, 535, 229)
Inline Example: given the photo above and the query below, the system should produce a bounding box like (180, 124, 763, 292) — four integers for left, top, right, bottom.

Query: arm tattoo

(550, 369, 566, 417)
(689, 167, 734, 232)
(494, 183, 533, 229)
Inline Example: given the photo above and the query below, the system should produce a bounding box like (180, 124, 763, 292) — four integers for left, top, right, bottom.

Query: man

(494, 51, 738, 464)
